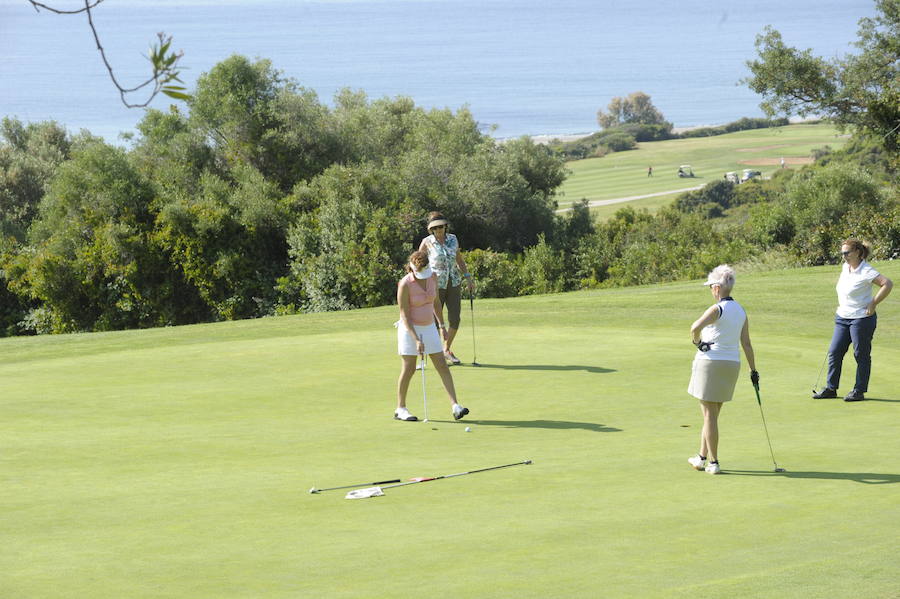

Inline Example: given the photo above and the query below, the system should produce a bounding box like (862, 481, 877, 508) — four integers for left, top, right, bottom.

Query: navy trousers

(826, 313, 877, 393)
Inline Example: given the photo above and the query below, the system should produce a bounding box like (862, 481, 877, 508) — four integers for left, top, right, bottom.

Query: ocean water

(0, 0, 875, 142)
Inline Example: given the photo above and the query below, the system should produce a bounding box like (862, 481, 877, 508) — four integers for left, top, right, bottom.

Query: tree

(15, 141, 170, 332)
(26, 0, 190, 107)
(596, 92, 671, 130)
(745, 0, 900, 155)
(0, 118, 73, 242)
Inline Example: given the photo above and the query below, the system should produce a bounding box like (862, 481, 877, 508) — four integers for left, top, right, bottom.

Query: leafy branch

(27, 0, 191, 107)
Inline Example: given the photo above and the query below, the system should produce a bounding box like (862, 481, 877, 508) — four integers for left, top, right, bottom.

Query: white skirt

(688, 359, 740, 402)
(397, 322, 443, 356)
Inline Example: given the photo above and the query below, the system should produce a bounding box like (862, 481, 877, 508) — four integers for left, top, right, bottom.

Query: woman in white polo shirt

(812, 239, 893, 402)
(687, 265, 758, 474)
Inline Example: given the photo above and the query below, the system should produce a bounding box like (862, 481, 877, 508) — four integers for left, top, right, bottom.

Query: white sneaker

(688, 455, 706, 470)
(452, 404, 469, 420)
(705, 462, 721, 475)
(394, 407, 417, 421)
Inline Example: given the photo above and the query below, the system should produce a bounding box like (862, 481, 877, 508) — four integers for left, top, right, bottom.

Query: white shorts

(397, 322, 443, 356)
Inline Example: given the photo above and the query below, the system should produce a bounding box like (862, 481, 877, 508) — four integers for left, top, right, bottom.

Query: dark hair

(405, 250, 429, 273)
(427, 211, 445, 223)
(842, 238, 870, 260)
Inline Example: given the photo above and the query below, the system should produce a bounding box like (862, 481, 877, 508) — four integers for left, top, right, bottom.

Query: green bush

(518, 235, 569, 295)
(464, 249, 521, 298)
(674, 180, 736, 214)
(617, 122, 673, 142)
(747, 202, 796, 245)
(679, 117, 790, 138)
(597, 131, 637, 152)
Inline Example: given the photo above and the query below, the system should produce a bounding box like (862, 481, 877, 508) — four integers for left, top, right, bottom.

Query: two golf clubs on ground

(309, 460, 533, 497)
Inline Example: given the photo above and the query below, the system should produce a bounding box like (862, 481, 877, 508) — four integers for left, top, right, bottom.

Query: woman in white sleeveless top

(687, 265, 758, 474)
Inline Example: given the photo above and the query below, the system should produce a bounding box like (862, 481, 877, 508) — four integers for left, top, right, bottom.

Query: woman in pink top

(395, 251, 469, 422)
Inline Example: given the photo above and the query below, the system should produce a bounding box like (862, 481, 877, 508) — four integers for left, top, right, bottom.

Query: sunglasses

(841, 250, 853, 256)
(430, 225, 446, 230)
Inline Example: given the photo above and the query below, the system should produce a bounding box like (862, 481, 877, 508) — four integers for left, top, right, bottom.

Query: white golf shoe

(705, 462, 721, 475)
(688, 455, 706, 471)
(452, 404, 469, 420)
(394, 407, 418, 421)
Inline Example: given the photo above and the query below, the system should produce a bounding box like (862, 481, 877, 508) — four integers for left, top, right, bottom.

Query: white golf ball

(465, 426, 471, 432)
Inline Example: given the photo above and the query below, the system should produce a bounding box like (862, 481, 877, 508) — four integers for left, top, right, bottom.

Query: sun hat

(427, 218, 449, 230)
(703, 264, 735, 287)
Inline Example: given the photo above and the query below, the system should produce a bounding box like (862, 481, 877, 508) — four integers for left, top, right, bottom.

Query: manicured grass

(3, 261, 898, 598)
(558, 123, 849, 214)
(567, 190, 686, 220)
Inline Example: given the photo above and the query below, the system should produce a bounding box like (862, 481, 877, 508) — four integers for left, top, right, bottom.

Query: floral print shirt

(423, 233, 461, 289)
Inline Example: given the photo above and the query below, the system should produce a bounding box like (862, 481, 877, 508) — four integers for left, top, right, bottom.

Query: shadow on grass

(726, 470, 899, 485)
(454, 419, 622, 432)
(856, 397, 900, 403)
(464, 363, 615, 374)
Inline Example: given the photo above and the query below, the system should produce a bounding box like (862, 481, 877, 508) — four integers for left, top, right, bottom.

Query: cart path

(556, 184, 706, 213)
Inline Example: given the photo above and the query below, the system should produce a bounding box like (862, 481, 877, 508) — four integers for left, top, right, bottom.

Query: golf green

(2, 262, 898, 597)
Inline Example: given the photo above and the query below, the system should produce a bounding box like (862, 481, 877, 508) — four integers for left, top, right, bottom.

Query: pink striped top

(399, 272, 437, 325)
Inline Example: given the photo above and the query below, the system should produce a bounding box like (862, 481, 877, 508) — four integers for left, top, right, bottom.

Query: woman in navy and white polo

(687, 265, 758, 475)
(812, 239, 893, 402)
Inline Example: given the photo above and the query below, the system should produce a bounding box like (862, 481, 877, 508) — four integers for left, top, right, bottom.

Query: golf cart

(725, 171, 740, 184)
(677, 165, 695, 178)
(741, 169, 762, 183)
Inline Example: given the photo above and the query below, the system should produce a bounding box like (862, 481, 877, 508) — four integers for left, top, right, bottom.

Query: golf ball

(465, 427, 471, 432)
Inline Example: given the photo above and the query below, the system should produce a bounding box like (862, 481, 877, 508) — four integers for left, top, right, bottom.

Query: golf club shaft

(419, 336, 428, 421)
(753, 383, 780, 468)
(381, 460, 532, 490)
(469, 293, 478, 365)
(812, 351, 828, 392)
(310, 479, 402, 493)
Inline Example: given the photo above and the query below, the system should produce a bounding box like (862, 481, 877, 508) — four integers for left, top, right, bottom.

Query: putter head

(309, 487, 319, 494)
(774, 468, 786, 472)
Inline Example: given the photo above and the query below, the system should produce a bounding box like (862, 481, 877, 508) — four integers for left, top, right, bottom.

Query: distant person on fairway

(395, 250, 469, 422)
(687, 265, 758, 474)
(419, 211, 474, 365)
(812, 239, 893, 402)
(647, 166, 653, 177)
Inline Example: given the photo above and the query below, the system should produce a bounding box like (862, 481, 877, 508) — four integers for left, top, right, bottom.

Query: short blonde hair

(704, 264, 735, 290)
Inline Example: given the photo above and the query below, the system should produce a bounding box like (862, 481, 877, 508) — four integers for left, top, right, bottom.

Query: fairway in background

(558, 123, 848, 214)
(2, 261, 898, 598)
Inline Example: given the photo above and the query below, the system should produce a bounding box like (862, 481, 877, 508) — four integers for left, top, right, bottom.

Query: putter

(419, 336, 428, 422)
(469, 292, 480, 366)
(345, 460, 533, 498)
(309, 479, 402, 494)
(753, 381, 785, 472)
(812, 351, 828, 395)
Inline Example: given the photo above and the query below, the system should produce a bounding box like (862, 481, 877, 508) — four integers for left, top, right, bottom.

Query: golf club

(752, 381, 785, 472)
(419, 335, 428, 422)
(469, 292, 480, 366)
(345, 460, 533, 498)
(812, 351, 828, 395)
(309, 479, 402, 494)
